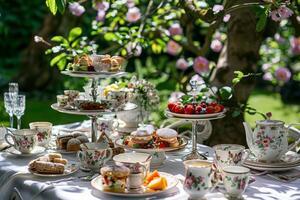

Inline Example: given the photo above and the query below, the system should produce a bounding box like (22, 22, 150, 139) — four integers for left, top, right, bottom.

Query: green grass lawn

(0, 89, 299, 129)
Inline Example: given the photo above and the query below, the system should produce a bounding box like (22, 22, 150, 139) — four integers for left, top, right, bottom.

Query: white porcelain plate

(115, 137, 188, 153)
(28, 162, 79, 177)
(91, 172, 178, 197)
(6, 146, 46, 157)
(165, 109, 226, 119)
(61, 71, 127, 78)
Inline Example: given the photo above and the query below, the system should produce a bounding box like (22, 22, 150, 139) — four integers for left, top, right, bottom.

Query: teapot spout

(243, 122, 254, 150)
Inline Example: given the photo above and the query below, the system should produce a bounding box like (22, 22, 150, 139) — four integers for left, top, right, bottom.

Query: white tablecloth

(0, 123, 300, 200)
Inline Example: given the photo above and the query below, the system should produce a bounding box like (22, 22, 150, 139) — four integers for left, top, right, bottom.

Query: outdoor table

(0, 123, 299, 200)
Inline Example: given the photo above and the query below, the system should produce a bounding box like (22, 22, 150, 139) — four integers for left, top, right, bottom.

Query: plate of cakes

(28, 153, 79, 177)
(91, 166, 178, 197)
(115, 126, 188, 152)
(56, 131, 89, 153)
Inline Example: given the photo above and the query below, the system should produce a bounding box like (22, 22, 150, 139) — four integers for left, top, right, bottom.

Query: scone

(100, 165, 130, 192)
(130, 129, 153, 147)
(67, 138, 81, 151)
(56, 135, 73, 149)
(156, 128, 179, 147)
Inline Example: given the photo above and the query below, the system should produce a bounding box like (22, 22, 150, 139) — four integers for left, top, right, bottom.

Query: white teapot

(243, 120, 300, 162)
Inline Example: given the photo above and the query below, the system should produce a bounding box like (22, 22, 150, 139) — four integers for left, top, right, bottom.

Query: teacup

(57, 95, 68, 107)
(222, 166, 250, 199)
(113, 152, 151, 189)
(77, 142, 113, 171)
(97, 114, 119, 136)
(64, 90, 80, 107)
(29, 122, 53, 147)
(213, 144, 247, 170)
(183, 160, 218, 199)
(5, 129, 38, 154)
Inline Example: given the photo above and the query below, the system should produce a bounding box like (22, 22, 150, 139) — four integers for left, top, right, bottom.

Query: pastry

(53, 158, 68, 165)
(56, 132, 89, 152)
(100, 165, 130, 192)
(67, 138, 81, 151)
(111, 56, 125, 66)
(130, 129, 153, 145)
(48, 153, 62, 162)
(56, 135, 73, 149)
(78, 102, 106, 110)
(31, 161, 65, 174)
(156, 128, 179, 147)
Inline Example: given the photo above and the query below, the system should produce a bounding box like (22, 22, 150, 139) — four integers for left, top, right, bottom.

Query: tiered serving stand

(51, 70, 135, 142)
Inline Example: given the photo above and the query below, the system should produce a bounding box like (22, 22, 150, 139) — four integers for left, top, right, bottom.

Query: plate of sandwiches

(55, 131, 89, 154)
(28, 153, 79, 177)
(115, 126, 188, 152)
(91, 166, 178, 197)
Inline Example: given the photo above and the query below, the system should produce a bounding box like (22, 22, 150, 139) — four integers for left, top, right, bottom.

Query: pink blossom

(176, 58, 189, 70)
(96, 10, 106, 22)
(262, 63, 271, 72)
(191, 74, 204, 84)
(274, 33, 285, 44)
(184, 176, 193, 189)
(270, 5, 293, 22)
(95, 1, 109, 11)
(210, 39, 223, 52)
(193, 56, 209, 74)
(263, 72, 273, 81)
(169, 23, 183, 36)
(290, 36, 300, 55)
(275, 67, 291, 82)
(127, 0, 135, 8)
(126, 7, 141, 22)
(223, 14, 231, 22)
(69, 2, 85, 16)
(213, 5, 224, 14)
(169, 92, 185, 102)
(166, 40, 182, 56)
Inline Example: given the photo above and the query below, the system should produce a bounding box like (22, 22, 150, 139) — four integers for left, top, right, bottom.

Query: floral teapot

(243, 117, 300, 162)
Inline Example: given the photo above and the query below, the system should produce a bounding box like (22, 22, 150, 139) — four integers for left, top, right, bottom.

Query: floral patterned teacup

(213, 144, 247, 170)
(77, 142, 113, 171)
(5, 129, 38, 154)
(222, 166, 250, 199)
(183, 160, 218, 199)
(29, 122, 52, 148)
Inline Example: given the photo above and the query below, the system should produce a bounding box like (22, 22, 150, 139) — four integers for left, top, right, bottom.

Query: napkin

(267, 169, 300, 182)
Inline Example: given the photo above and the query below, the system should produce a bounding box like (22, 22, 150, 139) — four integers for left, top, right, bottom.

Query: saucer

(6, 146, 46, 157)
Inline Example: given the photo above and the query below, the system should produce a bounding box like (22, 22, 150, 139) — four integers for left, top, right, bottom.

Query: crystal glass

(9, 82, 19, 100)
(4, 92, 14, 128)
(13, 95, 26, 129)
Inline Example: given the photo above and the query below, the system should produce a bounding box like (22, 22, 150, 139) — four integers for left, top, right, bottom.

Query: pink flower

(270, 5, 293, 22)
(223, 14, 231, 22)
(96, 10, 106, 22)
(210, 39, 223, 52)
(126, 7, 141, 22)
(193, 56, 209, 74)
(95, 1, 109, 11)
(290, 36, 300, 55)
(169, 92, 185, 102)
(263, 72, 273, 81)
(191, 74, 204, 84)
(176, 58, 189, 70)
(127, 0, 135, 8)
(184, 176, 193, 189)
(213, 5, 224, 14)
(169, 23, 183, 36)
(69, 2, 85, 16)
(274, 33, 285, 44)
(275, 67, 291, 82)
(262, 63, 271, 72)
(166, 40, 182, 56)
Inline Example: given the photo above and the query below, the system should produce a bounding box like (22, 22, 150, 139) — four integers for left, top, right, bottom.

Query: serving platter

(28, 163, 79, 177)
(91, 172, 178, 197)
(61, 71, 127, 78)
(5, 146, 46, 157)
(165, 109, 226, 119)
(115, 137, 188, 153)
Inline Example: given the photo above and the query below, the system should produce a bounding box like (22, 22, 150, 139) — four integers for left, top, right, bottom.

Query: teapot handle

(287, 123, 300, 151)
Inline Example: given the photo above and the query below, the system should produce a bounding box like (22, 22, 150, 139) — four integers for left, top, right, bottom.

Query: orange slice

(147, 177, 168, 190)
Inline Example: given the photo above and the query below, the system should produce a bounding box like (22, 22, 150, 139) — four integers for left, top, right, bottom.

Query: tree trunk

(206, 7, 265, 146)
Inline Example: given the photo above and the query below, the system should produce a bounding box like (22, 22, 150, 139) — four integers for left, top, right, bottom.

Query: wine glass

(9, 82, 19, 100)
(4, 92, 14, 128)
(13, 95, 26, 130)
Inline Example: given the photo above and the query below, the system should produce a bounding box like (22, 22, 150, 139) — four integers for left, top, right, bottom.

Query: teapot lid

(256, 119, 284, 126)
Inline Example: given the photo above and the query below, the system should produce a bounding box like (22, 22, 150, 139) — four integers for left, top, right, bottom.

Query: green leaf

(56, 0, 66, 14)
(57, 57, 67, 70)
(51, 36, 68, 46)
(50, 52, 67, 66)
(104, 32, 116, 41)
(68, 27, 82, 42)
(46, 0, 57, 15)
(219, 86, 233, 100)
(256, 12, 267, 32)
(234, 71, 244, 78)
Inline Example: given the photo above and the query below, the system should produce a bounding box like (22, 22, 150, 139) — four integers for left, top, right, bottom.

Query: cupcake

(100, 165, 130, 192)
(156, 128, 179, 147)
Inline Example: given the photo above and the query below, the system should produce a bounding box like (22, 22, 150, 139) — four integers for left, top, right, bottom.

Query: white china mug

(29, 122, 52, 148)
(222, 166, 250, 199)
(5, 129, 38, 154)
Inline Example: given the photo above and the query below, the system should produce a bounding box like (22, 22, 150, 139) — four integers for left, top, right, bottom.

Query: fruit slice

(145, 170, 160, 185)
(147, 177, 168, 190)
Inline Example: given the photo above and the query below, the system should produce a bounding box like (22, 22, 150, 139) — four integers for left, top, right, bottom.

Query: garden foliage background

(0, 0, 299, 145)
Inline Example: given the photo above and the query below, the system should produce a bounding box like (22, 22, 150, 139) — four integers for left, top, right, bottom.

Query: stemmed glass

(13, 95, 26, 129)
(9, 82, 19, 98)
(4, 92, 15, 128)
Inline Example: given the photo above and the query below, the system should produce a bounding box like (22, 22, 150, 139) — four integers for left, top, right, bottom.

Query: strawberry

(201, 102, 207, 107)
(214, 104, 224, 113)
(159, 142, 168, 148)
(206, 106, 215, 114)
(173, 104, 184, 113)
(210, 102, 217, 107)
(195, 105, 202, 114)
(184, 104, 194, 114)
(168, 102, 177, 112)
